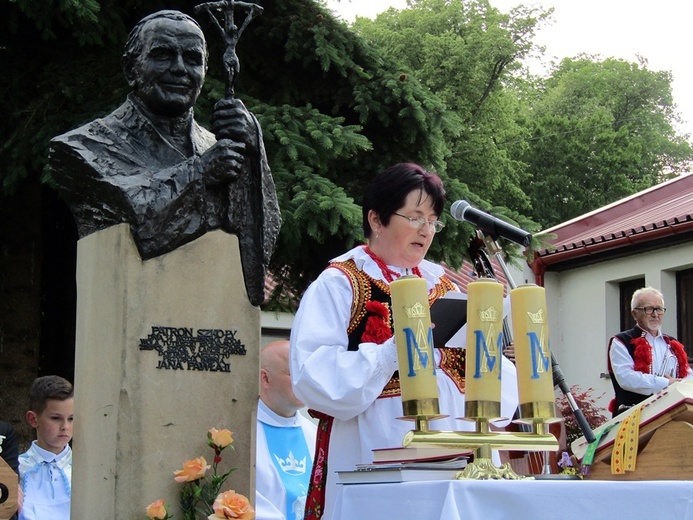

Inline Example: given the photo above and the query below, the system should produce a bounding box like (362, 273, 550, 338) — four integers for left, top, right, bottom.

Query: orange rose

(208, 490, 255, 519)
(208, 428, 234, 449)
(174, 456, 210, 483)
(146, 499, 168, 519)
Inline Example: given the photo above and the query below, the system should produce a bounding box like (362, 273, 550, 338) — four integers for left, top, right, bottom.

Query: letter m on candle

(527, 332, 551, 379)
(402, 325, 436, 377)
(473, 330, 501, 379)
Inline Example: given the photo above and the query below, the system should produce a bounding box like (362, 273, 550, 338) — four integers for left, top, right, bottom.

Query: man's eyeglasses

(634, 306, 667, 315)
(393, 212, 445, 233)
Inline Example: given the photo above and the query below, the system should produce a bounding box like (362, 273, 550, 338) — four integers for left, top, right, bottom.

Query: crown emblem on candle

(478, 306, 499, 322)
(274, 451, 307, 475)
(527, 309, 545, 324)
(404, 302, 427, 318)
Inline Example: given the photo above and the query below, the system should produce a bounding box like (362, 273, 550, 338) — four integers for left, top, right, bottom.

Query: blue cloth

(256, 400, 316, 520)
(262, 421, 313, 520)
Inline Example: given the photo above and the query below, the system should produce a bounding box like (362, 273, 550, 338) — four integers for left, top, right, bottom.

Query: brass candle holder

(389, 276, 559, 480)
(399, 401, 558, 480)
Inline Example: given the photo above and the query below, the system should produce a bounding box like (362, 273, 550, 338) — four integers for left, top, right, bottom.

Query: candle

(390, 276, 438, 406)
(465, 278, 504, 412)
(510, 284, 555, 415)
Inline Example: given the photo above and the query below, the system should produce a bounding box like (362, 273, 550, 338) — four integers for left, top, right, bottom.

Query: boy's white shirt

(18, 441, 72, 520)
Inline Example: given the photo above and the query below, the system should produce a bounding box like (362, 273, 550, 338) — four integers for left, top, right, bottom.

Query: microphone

(551, 353, 597, 444)
(450, 200, 532, 247)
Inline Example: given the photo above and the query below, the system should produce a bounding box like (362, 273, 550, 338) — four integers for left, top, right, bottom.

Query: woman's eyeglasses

(393, 212, 445, 233)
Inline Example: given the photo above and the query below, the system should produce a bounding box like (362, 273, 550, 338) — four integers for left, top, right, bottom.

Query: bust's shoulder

(51, 100, 131, 146)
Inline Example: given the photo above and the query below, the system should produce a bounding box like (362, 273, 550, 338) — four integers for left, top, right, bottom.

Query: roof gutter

(529, 219, 693, 286)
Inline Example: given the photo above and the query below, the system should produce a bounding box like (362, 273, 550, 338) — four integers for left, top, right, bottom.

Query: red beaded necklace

(364, 246, 422, 282)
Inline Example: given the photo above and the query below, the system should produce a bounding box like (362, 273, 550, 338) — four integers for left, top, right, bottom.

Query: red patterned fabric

(304, 410, 333, 520)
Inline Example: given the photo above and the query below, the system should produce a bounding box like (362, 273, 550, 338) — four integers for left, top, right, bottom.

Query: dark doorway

(39, 186, 77, 381)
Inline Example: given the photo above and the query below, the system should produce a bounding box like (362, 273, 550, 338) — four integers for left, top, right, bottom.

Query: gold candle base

(464, 399, 502, 421)
(455, 458, 528, 480)
(398, 398, 448, 423)
(516, 400, 558, 423)
(399, 416, 558, 480)
(403, 418, 558, 451)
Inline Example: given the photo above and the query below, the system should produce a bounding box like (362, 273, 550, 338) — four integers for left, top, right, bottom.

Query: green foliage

(523, 56, 693, 227)
(556, 385, 609, 452)
(251, 102, 368, 307)
(3, 0, 692, 310)
(352, 0, 552, 214)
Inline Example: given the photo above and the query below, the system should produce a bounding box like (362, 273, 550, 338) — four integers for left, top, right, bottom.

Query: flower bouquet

(146, 427, 254, 520)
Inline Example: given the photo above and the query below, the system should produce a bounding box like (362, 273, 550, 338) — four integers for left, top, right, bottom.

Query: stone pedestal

(70, 224, 259, 519)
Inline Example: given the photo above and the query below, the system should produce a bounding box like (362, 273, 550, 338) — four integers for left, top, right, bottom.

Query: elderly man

(49, 10, 279, 305)
(608, 286, 693, 416)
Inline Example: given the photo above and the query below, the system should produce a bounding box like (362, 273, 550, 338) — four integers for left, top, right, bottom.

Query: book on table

(337, 457, 469, 484)
(371, 445, 473, 464)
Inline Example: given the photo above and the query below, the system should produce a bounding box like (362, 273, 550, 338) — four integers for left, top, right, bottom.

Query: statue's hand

(197, 139, 246, 186)
(211, 98, 259, 152)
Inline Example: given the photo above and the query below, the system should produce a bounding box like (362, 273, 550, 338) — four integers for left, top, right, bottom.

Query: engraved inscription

(139, 326, 246, 372)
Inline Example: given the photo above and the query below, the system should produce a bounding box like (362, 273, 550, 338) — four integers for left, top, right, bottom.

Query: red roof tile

(535, 172, 693, 267)
(442, 260, 509, 295)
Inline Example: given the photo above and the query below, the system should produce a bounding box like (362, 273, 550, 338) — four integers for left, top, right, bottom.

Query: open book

(571, 380, 693, 461)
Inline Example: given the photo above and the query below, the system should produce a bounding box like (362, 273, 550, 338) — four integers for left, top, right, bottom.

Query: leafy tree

(523, 56, 692, 227)
(351, 0, 552, 216)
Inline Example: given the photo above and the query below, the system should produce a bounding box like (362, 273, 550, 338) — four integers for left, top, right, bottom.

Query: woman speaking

(290, 163, 518, 520)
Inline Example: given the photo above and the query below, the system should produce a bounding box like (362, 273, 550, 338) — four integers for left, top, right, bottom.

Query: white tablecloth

(333, 479, 693, 519)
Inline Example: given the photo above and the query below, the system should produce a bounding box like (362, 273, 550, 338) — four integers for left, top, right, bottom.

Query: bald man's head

(260, 340, 303, 417)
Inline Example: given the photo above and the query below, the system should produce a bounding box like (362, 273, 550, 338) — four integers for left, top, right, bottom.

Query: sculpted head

(122, 10, 208, 117)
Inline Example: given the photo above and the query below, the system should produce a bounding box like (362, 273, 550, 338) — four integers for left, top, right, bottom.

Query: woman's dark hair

(362, 163, 445, 238)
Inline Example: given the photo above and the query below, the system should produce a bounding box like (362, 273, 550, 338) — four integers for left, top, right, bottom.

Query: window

(676, 269, 693, 359)
(620, 278, 645, 332)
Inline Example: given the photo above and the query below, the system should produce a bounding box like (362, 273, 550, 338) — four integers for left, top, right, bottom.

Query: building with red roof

(523, 172, 693, 409)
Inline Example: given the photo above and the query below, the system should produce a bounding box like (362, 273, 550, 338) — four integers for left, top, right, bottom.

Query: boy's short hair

(29, 375, 74, 415)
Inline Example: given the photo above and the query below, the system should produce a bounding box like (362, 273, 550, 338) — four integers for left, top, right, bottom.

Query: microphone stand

(478, 232, 597, 447)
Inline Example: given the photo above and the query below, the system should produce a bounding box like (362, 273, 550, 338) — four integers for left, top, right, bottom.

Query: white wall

(261, 311, 294, 346)
(524, 242, 693, 411)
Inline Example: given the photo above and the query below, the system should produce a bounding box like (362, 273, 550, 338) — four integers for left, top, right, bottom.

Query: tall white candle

(391, 276, 438, 404)
(465, 278, 504, 405)
(510, 284, 554, 407)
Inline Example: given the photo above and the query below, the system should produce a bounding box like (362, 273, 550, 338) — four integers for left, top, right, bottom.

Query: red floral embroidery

(312, 447, 325, 485)
(632, 337, 652, 374)
(669, 339, 690, 377)
(631, 336, 690, 377)
(362, 301, 392, 344)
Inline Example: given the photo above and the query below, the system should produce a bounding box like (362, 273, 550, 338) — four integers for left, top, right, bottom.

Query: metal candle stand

(398, 398, 559, 480)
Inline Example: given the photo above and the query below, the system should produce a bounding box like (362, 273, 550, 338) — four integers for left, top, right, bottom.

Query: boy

(18, 375, 74, 520)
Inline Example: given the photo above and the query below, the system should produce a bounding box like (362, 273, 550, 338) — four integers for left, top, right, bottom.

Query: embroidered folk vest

(330, 258, 466, 396)
(608, 326, 689, 413)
